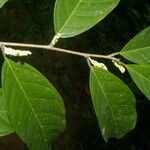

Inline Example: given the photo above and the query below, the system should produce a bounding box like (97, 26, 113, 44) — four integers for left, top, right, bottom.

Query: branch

(0, 41, 119, 60)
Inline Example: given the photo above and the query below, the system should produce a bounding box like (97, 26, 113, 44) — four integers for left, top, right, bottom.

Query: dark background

(0, 0, 150, 149)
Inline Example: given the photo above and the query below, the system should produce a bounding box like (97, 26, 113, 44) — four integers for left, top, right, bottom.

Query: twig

(0, 41, 119, 60)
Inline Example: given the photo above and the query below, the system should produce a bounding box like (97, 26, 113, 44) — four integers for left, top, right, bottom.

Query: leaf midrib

(91, 68, 119, 136)
(6, 60, 48, 144)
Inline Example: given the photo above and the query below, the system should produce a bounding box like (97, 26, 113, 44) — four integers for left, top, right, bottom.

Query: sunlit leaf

(2, 59, 66, 150)
(90, 66, 137, 141)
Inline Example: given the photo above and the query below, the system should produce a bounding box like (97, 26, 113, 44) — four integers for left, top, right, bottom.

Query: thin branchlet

(0, 41, 119, 60)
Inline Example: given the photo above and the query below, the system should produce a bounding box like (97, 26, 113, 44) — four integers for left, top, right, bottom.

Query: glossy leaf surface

(54, 0, 120, 38)
(0, 89, 14, 136)
(2, 59, 66, 150)
(127, 64, 150, 100)
(0, 0, 7, 8)
(120, 27, 150, 64)
(90, 66, 136, 141)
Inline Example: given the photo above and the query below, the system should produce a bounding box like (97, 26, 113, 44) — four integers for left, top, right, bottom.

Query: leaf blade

(90, 67, 137, 141)
(0, 89, 14, 136)
(54, 0, 120, 38)
(0, 0, 7, 8)
(120, 26, 150, 64)
(2, 59, 66, 150)
(127, 64, 150, 100)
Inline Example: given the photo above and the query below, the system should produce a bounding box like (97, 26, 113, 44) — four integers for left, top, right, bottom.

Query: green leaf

(120, 26, 150, 64)
(127, 64, 150, 100)
(2, 59, 66, 150)
(0, 0, 7, 8)
(90, 66, 137, 141)
(0, 89, 14, 136)
(54, 0, 120, 38)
